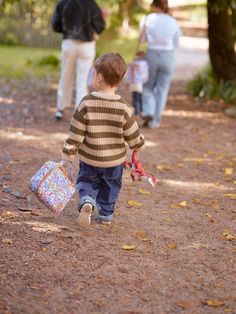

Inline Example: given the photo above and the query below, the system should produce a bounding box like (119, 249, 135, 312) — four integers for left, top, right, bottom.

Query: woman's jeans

(57, 39, 95, 111)
(76, 161, 123, 222)
(142, 50, 175, 128)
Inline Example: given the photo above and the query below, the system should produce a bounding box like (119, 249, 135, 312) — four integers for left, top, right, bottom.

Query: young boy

(127, 51, 149, 116)
(62, 53, 145, 227)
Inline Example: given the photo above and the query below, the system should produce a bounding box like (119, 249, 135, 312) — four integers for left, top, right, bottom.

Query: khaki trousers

(57, 39, 96, 111)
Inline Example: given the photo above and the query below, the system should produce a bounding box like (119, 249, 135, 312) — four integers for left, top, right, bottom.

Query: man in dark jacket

(52, 0, 106, 120)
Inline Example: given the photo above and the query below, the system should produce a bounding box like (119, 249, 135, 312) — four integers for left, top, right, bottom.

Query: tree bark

(207, 0, 236, 81)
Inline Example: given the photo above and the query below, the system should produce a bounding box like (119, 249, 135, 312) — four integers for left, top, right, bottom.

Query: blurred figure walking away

(127, 51, 149, 117)
(52, 0, 106, 120)
(140, 0, 181, 128)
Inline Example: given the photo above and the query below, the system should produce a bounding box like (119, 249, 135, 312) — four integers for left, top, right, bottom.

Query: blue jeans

(76, 161, 123, 221)
(132, 91, 142, 115)
(142, 50, 175, 128)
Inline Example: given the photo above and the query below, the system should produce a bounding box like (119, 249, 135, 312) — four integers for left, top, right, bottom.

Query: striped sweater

(62, 91, 145, 167)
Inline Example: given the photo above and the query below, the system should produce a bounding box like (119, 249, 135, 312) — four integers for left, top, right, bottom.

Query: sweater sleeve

(123, 106, 145, 151)
(90, 0, 106, 35)
(62, 102, 87, 161)
(51, 0, 66, 33)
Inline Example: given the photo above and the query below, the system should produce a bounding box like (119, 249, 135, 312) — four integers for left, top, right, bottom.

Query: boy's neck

(96, 86, 117, 95)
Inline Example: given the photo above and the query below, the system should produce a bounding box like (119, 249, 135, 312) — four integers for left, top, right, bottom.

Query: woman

(140, 0, 181, 128)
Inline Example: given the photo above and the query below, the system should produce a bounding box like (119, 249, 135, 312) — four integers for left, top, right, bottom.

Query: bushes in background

(186, 65, 236, 104)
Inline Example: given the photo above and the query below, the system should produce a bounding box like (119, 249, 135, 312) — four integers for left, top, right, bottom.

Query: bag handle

(134, 15, 148, 58)
(60, 160, 73, 182)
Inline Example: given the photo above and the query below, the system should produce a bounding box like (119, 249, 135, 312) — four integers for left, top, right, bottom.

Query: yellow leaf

(183, 157, 203, 164)
(166, 242, 177, 249)
(138, 189, 151, 195)
(134, 231, 151, 242)
(2, 238, 13, 244)
(226, 193, 236, 200)
(122, 244, 136, 251)
(233, 181, 236, 184)
(225, 168, 234, 175)
(161, 210, 169, 214)
(206, 212, 212, 218)
(170, 201, 187, 209)
(223, 230, 235, 241)
(206, 150, 214, 155)
(204, 299, 224, 307)
(156, 164, 173, 171)
(226, 234, 235, 241)
(128, 200, 143, 207)
(176, 301, 191, 309)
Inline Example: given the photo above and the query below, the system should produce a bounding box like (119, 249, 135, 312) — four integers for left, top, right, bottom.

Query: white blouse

(140, 13, 182, 51)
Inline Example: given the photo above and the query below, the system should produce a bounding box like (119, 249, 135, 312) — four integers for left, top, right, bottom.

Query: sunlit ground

(163, 179, 234, 191)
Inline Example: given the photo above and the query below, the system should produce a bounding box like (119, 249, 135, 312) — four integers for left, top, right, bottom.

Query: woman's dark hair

(151, 0, 169, 14)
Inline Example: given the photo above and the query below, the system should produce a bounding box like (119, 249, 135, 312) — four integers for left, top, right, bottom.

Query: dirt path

(0, 78, 236, 314)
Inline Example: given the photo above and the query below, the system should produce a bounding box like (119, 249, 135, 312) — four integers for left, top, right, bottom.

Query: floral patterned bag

(29, 160, 75, 214)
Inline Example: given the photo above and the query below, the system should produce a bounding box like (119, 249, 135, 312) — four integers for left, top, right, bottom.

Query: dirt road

(0, 71, 236, 314)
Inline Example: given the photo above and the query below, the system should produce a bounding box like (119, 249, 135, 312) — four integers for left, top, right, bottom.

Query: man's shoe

(76, 203, 93, 228)
(55, 111, 63, 120)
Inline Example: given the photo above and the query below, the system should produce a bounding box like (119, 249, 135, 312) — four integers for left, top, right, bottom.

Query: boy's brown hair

(94, 53, 127, 87)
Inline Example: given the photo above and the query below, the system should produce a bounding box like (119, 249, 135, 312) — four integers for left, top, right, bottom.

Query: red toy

(123, 150, 158, 187)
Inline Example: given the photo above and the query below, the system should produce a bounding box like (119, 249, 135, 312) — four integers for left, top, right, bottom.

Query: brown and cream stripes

(62, 92, 145, 167)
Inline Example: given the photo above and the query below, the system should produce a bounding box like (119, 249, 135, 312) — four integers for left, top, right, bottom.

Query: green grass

(0, 31, 141, 80)
(0, 45, 60, 79)
(97, 31, 143, 63)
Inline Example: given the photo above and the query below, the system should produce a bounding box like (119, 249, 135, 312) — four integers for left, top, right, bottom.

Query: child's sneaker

(55, 110, 64, 120)
(76, 202, 93, 228)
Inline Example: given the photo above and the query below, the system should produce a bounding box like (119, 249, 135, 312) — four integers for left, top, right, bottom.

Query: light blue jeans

(142, 50, 175, 128)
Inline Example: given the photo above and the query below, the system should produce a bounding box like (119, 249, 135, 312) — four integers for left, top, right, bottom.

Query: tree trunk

(207, 0, 236, 81)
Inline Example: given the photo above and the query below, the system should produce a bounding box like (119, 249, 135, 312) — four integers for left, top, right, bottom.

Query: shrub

(186, 64, 236, 104)
(27, 54, 60, 68)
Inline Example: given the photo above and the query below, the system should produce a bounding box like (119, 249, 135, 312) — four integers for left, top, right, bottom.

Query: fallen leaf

(224, 168, 233, 175)
(2, 238, 13, 244)
(128, 200, 143, 207)
(225, 193, 236, 200)
(223, 231, 235, 241)
(171, 201, 187, 209)
(122, 244, 136, 251)
(1, 211, 18, 219)
(183, 157, 204, 164)
(176, 301, 192, 309)
(134, 231, 151, 243)
(29, 284, 39, 290)
(161, 210, 169, 214)
(138, 189, 151, 195)
(166, 242, 177, 249)
(233, 181, 236, 184)
(156, 164, 173, 171)
(205, 212, 212, 218)
(202, 299, 224, 307)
